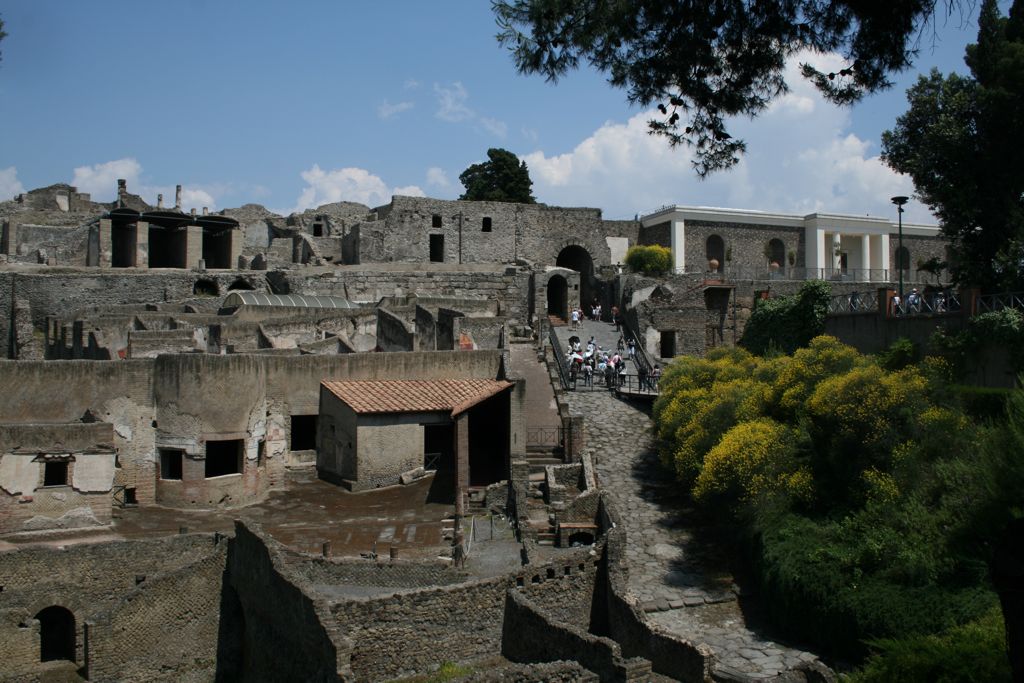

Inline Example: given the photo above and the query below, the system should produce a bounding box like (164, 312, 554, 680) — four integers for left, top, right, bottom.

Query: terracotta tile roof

(321, 379, 513, 416)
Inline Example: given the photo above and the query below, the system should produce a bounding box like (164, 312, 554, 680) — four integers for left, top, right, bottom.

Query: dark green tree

(458, 148, 536, 203)
(493, 0, 961, 176)
(882, 0, 1024, 291)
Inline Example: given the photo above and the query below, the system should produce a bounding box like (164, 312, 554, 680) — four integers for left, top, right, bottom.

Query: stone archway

(556, 245, 596, 311)
(35, 605, 75, 662)
(546, 274, 568, 320)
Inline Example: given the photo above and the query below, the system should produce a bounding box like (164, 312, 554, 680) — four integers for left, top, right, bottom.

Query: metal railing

(891, 290, 961, 317)
(549, 326, 573, 390)
(975, 292, 1024, 314)
(827, 290, 880, 314)
(620, 318, 654, 378)
(701, 265, 946, 283)
(526, 426, 566, 449)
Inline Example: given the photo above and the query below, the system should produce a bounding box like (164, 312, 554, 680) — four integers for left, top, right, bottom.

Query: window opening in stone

(706, 234, 725, 268)
(767, 238, 785, 268)
(227, 278, 255, 291)
(482, 217, 492, 232)
(312, 222, 324, 237)
(290, 415, 318, 451)
(569, 531, 595, 546)
(205, 439, 243, 478)
(660, 330, 676, 358)
(432, 214, 442, 228)
(896, 246, 911, 272)
(160, 449, 183, 480)
(429, 234, 444, 263)
(43, 461, 68, 487)
(36, 606, 75, 662)
(124, 487, 138, 505)
(257, 440, 266, 467)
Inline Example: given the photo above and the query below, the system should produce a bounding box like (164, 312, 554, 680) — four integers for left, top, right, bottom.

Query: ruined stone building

(0, 179, 942, 681)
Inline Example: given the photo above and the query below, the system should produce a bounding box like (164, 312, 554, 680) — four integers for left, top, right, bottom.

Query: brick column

(134, 221, 149, 268)
(229, 228, 244, 270)
(98, 218, 113, 268)
(185, 225, 204, 269)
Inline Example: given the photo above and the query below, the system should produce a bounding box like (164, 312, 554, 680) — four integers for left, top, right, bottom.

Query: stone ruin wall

(0, 534, 225, 682)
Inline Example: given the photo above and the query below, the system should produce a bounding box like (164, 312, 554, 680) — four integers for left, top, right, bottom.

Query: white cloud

(71, 158, 143, 198)
(0, 167, 25, 201)
(377, 100, 414, 120)
(522, 49, 931, 223)
(404, 79, 421, 90)
(479, 116, 508, 138)
(426, 167, 451, 189)
(434, 81, 473, 122)
(69, 158, 221, 210)
(291, 164, 423, 212)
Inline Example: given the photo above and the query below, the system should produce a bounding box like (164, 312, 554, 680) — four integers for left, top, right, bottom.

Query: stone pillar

(157, 194, 164, 209)
(175, 185, 182, 210)
(229, 229, 243, 270)
(453, 412, 470, 567)
(670, 219, 686, 274)
(185, 225, 204, 269)
(860, 234, 871, 282)
(563, 414, 585, 462)
(806, 226, 826, 277)
(135, 221, 149, 268)
(98, 218, 113, 268)
(1, 220, 14, 255)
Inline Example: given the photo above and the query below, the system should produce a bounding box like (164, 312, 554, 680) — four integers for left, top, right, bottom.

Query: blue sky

(0, 1, 999, 223)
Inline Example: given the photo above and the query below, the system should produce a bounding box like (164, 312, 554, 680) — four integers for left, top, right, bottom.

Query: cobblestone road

(555, 320, 822, 679)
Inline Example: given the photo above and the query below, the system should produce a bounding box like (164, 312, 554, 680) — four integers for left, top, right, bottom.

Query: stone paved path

(553, 320, 822, 680)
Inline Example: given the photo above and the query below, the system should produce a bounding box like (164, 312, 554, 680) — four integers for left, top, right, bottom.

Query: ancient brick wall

(86, 541, 228, 682)
(282, 553, 471, 589)
(502, 589, 651, 682)
(225, 522, 349, 682)
(684, 219, 805, 275)
(0, 535, 221, 680)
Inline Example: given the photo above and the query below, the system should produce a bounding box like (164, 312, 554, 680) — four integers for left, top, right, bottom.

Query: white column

(670, 219, 686, 273)
(805, 226, 826, 277)
(870, 234, 890, 282)
(860, 234, 871, 282)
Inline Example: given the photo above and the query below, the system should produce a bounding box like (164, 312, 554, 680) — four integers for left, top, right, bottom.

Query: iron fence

(891, 290, 961, 316)
(827, 290, 879, 314)
(548, 326, 573, 390)
(701, 265, 946, 284)
(975, 291, 1024, 314)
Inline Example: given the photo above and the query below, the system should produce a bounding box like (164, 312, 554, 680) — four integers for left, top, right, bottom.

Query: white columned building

(639, 205, 938, 283)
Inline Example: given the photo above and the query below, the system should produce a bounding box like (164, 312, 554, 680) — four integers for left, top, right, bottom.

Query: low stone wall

(502, 590, 652, 682)
(283, 552, 470, 590)
(598, 496, 714, 682)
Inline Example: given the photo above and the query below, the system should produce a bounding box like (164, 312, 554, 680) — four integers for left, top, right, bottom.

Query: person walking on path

(571, 308, 580, 331)
(627, 338, 636, 360)
(611, 305, 620, 331)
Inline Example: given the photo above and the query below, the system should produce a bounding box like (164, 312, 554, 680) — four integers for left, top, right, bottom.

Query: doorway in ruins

(556, 245, 595, 312)
(202, 229, 232, 269)
(36, 606, 75, 662)
(148, 226, 187, 268)
(546, 274, 568, 321)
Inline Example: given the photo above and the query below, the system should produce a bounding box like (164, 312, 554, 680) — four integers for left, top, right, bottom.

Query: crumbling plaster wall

(0, 360, 156, 509)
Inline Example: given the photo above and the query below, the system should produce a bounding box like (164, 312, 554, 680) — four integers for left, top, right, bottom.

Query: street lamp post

(891, 196, 909, 313)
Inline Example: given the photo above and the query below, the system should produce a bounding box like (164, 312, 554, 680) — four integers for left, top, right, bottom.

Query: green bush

(740, 280, 831, 355)
(624, 244, 673, 275)
(952, 385, 1012, 421)
(850, 608, 1012, 682)
(877, 337, 919, 371)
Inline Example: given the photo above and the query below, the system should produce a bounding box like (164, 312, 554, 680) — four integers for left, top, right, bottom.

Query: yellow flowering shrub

(693, 418, 801, 507)
(772, 335, 863, 415)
